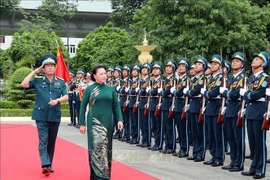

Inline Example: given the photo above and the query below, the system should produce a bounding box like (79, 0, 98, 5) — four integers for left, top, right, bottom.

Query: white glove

(183, 88, 189, 94)
(185, 104, 190, 112)
(158, 88, 162, 93)
(116, 85, 120, 91)
(238, 108, 246, 117)
(239, 88, 246, 96)
(125, 87, 129, 93)
(125, 100, 129, 105)
(135, 87, 139, 93)
(170, 87, 176, 94)
(157, 103, 162, 108)
(145, 104, 149, 109)
(146, 87, 150, 93)
(200, 88, 206, 95)
(220, 87, 227, 94)
(221, 107, 227, 115)
(266, 88, 270, 96)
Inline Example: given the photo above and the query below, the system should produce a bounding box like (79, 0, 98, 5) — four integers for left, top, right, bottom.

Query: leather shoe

(48, 166, 54, 173)
(267, 159, 270, 163)
(166, 149, 174, 154)
(129, 141, 138, 144)
(67, 123, 74, 126)
(241, 171, 256, 176)
(147, 146, 154, 150)
(42, 167, 50, 176)
(221, 165, 233, 170)
(141, 144, 151, 148)
(136, 144, 143, 147)
(229, 166, 243, 172)
(187, 156, 196, 160)
(161, 149, 168, 154)
(211, 162, 223, 167)
(152, 147, 162, 151)
(178, 153, 188, 158)
(203, 159, 214, 165)
(253, 173, 265, 179)
(194, 157, 204, 162)
(172, 152, 179, 156)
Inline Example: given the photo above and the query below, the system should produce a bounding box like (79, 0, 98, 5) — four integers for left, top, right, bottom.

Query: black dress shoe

(129, 140, 136, 144)
(67, 123, 74, 126)
(172, 152, 178, 156)
(245, 154, 252, 159)
(221, 165, 233, 170)
(48, 166, 54, 173)
(203, 159, 214, 165)
(136, 144, 143, 147)
(211, 162, 223, 167)
(241, 171, 256, 176)
(147, 146, 154, 150)
(187, 156, 196, 160)
(267, 159, 270, 163)
(141, 144, 151, 148)
(194, 157, 204, 162)
(152, 147, 162, 151)
(229, 166, 243, 172)
(253, 173, 265, 179)
(178, 153, 188, 158)
(166, 149, 174, 154)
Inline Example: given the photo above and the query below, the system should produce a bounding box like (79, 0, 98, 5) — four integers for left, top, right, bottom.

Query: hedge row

(0, 100, 69, 109)
(0, 109, 70, 117)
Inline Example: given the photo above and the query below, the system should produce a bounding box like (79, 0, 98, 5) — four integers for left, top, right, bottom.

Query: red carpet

(0, 124, 159, 180)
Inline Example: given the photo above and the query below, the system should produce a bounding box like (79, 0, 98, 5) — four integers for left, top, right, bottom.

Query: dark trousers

(139, 109, 151, 145)
(113, 112, 122, 138)
(150, 111, 162, 148)
(247, 120, 267, 174)
(205, 115, 225, 163)
(188, 112, 193, 145)
(122, 108, 130, 140)
(129, 108, 140, 142)
(189, 113, 206, 159)
(162, 110, 176, 151)
(225, 116, 245, 168)
(36, 121, 60, 167)
(68, 101, 76, 125)
(175, 112, 189, 155)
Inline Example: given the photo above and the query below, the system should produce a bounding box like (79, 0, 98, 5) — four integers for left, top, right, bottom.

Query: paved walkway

(1, 117, 270, 180)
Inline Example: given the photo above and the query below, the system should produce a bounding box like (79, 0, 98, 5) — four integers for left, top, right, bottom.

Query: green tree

(72, 22, 137, 72)
(110, 0, 147, 28)
(38, 0, 78, 67)
(130, 0, 270, 69)
(0, 0, 20, 15)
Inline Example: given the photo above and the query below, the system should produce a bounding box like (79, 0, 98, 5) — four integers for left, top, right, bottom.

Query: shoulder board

(262, 72, 269, 77)
(218, 74, 223, 78)
(55, 76, 65, 82)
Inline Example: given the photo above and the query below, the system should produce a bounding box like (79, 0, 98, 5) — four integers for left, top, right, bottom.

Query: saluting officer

(146, 62, 163, 151)
(21, 54, 68, 176)
(137, 62, 152, 148)
(202, 55, 224, 166)
(184, 56, 208, 162)
(118, 64, 132, 142)
(159, 59, 177, 154)
(128, 64, 141, 144)
(240, 51, 269, 179)
(171, 57, 190, 158)
(220, 52, 245, 172)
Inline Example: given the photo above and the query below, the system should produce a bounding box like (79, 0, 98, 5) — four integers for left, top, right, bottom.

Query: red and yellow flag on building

(55, 46, 71, 82)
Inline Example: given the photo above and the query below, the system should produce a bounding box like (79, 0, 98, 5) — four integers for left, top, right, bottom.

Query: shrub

(17, 100, 34, 108)
(0, 100, 18, 109)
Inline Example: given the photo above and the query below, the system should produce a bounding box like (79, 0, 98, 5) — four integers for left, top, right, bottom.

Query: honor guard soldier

(146, 62, 163, 151)
(137, 62, 152, 148)
(171, 57, 190, 158)
(74, 69, 85, 128)
(184, 56, 208, 162)
(240, 51, 269, 179)
(21, 54, 68, 175)
(188, 64, 195, 146)
(128, 64, 141, 144)
(159, 59, 177, 154)
(68, 70, 77, 126)
(113, 65, 123, 139)
(220, 52, 245, 172)
(118, 64, 131, 142)
(106, 66, 114, 85)
(202, 54, 224, 166)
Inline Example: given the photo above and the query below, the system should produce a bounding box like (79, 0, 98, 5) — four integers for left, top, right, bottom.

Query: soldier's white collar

(233, 71, 242, 78)
(132, 77, 138, 81)
(195, 72, 203, 78)
(143, 76, 149, 80)
(154, 76, 161, 81)
(166, 74, 173, 79)
(254, 70, 263, 78)
(179, 73, 186, 79)
(212, 72, 221, 78)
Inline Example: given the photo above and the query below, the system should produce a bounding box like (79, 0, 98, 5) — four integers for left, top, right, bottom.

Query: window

(65, 44, 76, 54)
(0, 36, 5, 43)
